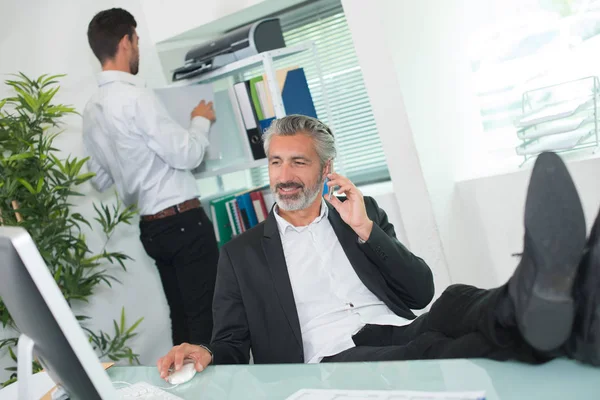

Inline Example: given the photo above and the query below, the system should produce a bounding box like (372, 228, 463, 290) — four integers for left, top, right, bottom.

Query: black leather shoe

(508, 152, 586, 351)
(566, 207, 600, 365)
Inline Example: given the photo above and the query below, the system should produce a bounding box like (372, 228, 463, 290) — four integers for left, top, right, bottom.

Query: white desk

(1, 358, 599, 399)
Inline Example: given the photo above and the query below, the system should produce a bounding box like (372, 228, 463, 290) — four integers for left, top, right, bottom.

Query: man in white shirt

(156, 114, 600, 376)
(83, 8, 219, 347)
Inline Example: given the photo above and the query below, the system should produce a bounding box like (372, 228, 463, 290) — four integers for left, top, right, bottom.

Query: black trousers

(139, 207, 219, 346)
(323, 284, 545, 364)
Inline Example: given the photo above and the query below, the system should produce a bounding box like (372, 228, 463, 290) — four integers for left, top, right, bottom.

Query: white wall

(0, 0, 172, 384)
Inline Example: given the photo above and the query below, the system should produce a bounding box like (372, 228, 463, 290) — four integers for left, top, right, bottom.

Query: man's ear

(119, 34, 131, 52)
(323, 160, 333, 176)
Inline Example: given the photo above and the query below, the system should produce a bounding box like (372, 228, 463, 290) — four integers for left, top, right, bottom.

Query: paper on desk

(285, 389, 485, 400)
(154, 84, 221, 161)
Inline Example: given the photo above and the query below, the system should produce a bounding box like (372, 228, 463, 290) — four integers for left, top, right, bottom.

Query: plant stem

(11, 201, 23, 223)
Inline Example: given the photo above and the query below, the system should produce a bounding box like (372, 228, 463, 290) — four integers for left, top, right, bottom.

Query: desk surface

(106, 358, 600, 400)
(0, 358, 597, 399)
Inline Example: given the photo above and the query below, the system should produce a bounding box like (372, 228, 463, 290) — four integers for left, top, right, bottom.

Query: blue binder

(236, 193, 258, 228)
(257, 67, 318, 134)
(281, 68, 317, 118)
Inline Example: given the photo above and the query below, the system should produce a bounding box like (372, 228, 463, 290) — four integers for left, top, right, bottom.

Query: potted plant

(0, 73, 142, 387)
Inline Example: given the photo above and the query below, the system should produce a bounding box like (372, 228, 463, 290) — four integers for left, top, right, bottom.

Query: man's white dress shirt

(274, 200, 411, 363)
(82, 71, 210, 215)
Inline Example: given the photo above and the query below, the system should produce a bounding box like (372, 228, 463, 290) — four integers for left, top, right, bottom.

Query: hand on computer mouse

(157, 343, 212, 381)
(166, 362, 197, 385)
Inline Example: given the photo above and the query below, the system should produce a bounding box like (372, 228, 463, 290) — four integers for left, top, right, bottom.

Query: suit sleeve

(360, 196, 434, 309)
(208, 246, 251, 365)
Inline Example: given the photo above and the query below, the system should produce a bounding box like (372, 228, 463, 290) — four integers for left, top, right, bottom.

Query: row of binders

(209, 187, 275, 248)
(229, 66, 318, 160)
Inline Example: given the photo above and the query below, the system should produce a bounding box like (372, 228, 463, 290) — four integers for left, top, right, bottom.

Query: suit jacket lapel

(262, 211, 303, 349)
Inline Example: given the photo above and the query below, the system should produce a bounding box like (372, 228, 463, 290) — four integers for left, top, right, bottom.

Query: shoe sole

(520, 152, 586, 351)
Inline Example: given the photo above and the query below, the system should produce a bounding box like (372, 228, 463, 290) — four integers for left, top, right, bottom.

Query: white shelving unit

(193, 158, 267, 180)
(167, 41, 332, 183)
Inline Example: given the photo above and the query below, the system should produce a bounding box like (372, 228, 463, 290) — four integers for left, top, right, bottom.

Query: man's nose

(279, 163, 294, 182)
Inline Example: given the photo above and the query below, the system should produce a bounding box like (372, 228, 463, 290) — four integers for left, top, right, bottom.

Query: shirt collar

(274, 198, 329, 236)
(97, 70, 146, 88)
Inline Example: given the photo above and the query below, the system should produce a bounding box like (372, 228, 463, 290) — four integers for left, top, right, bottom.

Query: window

(469, 0, 600, 157)
(249, 0, 390, 187)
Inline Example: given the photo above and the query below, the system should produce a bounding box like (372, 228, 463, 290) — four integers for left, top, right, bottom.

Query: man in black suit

(157, 115, 600, 376)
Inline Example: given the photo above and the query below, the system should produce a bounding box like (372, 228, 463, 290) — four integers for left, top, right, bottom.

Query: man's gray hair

(262, 115, 336, 167)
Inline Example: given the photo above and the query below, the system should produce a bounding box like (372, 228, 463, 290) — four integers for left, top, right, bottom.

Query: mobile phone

(323, 177, 330, 199)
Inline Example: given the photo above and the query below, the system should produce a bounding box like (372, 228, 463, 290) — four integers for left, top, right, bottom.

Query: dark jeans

(139, 207, 219, 346)
(323, 284, 544, 364)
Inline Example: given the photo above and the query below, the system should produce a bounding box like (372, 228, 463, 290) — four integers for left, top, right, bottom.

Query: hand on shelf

(192, 100, 216, 122)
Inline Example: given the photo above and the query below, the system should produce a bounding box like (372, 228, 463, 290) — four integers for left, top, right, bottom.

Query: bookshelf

(164, 41, 331, 187)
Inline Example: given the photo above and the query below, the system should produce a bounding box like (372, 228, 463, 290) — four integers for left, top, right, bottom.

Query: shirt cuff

(190, 116, 211, 138)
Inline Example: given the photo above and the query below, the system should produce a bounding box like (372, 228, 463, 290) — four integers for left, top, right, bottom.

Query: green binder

(249, 76, 265, 121)
(209, 194, 236, 248)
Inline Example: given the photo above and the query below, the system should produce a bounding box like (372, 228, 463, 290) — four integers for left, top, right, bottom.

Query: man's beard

(130, 54, 139, 75)
(272, 176, 323, 212)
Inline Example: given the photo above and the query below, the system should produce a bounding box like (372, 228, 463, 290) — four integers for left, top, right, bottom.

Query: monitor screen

(0, 227, 117, 399)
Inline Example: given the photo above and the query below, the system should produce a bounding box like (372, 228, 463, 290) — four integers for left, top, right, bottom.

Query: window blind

(248, 0, 390, 187)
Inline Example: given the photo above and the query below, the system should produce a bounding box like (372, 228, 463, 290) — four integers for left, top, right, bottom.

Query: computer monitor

(0, 226, 118, 399)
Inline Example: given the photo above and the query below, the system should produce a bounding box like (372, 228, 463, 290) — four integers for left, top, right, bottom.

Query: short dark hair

(87, 8, 137, 64)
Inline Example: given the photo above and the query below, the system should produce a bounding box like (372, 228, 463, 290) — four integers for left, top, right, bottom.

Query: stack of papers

(286, 389, 485, 400)
(517, 116, 593, 140)
(516, 128, 593, 155)
(516, 97, 593, 129)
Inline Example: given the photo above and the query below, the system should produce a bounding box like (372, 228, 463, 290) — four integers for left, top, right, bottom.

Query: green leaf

(40, 74, 66, 88)
(53, 265, 62, 282)
(36, 74, 48, 85)
(75, 172, 95, 182)
(12, 86, 38, 112)
(36, 177, 44, 193)
(4, 152, 34, 162)
(125, 317, 143, 336)
(120, 307, 126, 332)
(8, 347, 17, 362)
(71, 213, 92, 229)
(17, 178, 36, 194)
(1, 377, 17, 388)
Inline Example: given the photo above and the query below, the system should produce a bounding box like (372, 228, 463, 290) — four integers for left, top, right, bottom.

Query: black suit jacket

(208, 196, 434, 364)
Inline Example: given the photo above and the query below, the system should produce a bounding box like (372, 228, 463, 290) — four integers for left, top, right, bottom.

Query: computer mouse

(166, 362, 197, 385)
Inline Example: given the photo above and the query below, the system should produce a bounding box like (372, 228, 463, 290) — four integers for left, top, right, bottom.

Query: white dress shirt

(274, 200, 411, 363)
(82, 71, 211, 215)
